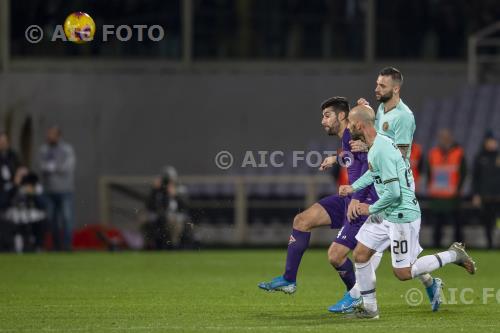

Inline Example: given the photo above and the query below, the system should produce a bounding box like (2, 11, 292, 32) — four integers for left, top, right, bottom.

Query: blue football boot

(425, 277, 443, 312)
(258, 276, 296, 294)
(328, 292, 362, 313)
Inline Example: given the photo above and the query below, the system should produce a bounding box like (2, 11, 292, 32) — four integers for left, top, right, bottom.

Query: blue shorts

(317, 194, 369, 250)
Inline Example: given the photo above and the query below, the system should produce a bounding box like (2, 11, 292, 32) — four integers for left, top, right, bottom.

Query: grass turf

(0, 249, 499, 333)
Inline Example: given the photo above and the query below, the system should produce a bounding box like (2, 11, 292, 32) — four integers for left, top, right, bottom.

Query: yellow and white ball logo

(64, 12, 96, 43)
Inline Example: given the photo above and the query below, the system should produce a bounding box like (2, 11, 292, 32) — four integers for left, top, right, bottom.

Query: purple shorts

(317, 194, 369, 250)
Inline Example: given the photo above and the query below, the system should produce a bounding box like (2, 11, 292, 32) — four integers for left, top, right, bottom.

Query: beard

(325, 128, 335, 136)
(377, 90, 393, 103)
(349, 126, 364, 141)
(325, 122, 340, 136)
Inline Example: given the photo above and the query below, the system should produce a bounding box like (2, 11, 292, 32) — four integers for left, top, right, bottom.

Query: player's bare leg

(258, 203, 331, 293)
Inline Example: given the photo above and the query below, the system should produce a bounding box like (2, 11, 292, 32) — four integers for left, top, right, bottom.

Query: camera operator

(142, 166, 192, 250)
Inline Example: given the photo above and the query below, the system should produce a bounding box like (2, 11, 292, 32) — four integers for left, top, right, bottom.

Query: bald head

(348, 105, 376, 142)
(350, 105, 376, 126)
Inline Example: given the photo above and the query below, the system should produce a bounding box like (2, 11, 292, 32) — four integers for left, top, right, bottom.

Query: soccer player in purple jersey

(258, 96, 379, 313)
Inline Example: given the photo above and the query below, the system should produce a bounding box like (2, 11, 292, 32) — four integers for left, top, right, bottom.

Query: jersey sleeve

(394, 112, 415, 147)
(352, 169, 374, 192)
(368, 153, 401, 214)
(350, 152, 371, 201)
(342, 135, 369, 191)
(374, 108, 382, 131)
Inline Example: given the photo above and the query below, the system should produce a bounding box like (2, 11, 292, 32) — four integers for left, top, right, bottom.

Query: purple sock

(283, 229, 311, 282)
(335, 257, 356, 291)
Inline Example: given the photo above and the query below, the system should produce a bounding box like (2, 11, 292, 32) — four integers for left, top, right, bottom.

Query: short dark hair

(321, 96, 350, 116)
(379, 67, 403, 86)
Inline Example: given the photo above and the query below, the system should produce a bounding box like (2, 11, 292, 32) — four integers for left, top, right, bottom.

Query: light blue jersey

(374, 99, 416, 159)
(352, 134, 420, 223)
(374, 99, 416, 185)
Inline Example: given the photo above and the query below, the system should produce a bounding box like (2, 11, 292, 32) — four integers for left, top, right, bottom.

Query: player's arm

(367, 157, 401, 215)
(351, 169, 374, 192)
(339, 170, 372, 197)
(368, 179, 401, 215)
(349, 140, 368, 153)
(319, 155, 337, 171)
(397, 146, 409, 160)
(374, 108, 380, 131)
(394, 114, 414, 160)
(350, 153, 371, 202)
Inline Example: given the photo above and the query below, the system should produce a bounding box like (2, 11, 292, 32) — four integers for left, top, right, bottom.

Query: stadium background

(1, 1, 500, 332)
(1, 0, 499, 249)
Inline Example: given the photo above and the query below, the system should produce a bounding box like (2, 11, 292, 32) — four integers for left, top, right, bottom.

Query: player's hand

(349, 140, 368, 152)
(357, 98, 370, 106)
(356, 203, 370, 216)
(319, 156, 337, 171)
(339, 185, 354, 197)
(347, 199, 359, 222)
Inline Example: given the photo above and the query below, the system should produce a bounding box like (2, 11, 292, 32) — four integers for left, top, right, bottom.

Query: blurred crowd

(0, 126, 75, 253)
(0, 126, 194, 252)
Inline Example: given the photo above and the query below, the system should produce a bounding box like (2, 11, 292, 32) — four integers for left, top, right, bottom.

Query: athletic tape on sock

(361, 288, 376, 295)
(434, 254, 443, 268)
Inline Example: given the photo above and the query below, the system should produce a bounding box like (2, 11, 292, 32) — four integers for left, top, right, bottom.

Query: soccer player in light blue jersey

(345, 67, 443, 312)
(339, 105, 476, 319)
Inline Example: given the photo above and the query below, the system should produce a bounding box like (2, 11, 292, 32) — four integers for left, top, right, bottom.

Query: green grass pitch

(0, 249, 499, 332)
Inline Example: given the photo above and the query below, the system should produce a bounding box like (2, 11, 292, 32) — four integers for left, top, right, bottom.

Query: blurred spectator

(142, 166, 193, 250)
(0, 132, 21, 251)
(472, 131, 500, 249)
(38, 126, 76, 251)
(410, 141, 424, 193)
(5, 167, 46, 253)
(426, 129, 466, 248)
(0, 132, 20, 207)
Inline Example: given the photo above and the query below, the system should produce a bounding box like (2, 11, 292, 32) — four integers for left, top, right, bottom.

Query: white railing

(99, 174, 333, 245)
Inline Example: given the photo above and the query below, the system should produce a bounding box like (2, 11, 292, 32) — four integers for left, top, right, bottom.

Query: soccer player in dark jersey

(258, 96, 379, 313)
